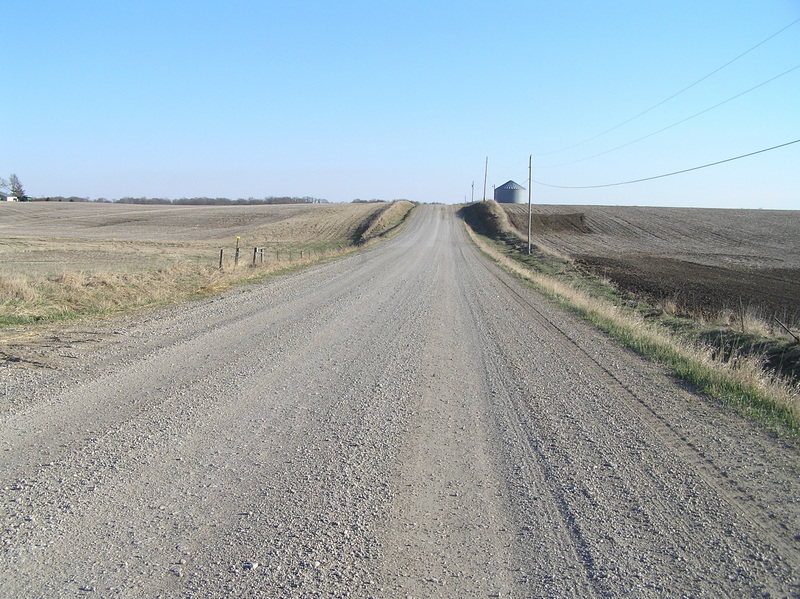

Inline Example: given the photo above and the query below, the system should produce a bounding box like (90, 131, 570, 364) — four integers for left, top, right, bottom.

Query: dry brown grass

(0, 202, 391, 275)
(0, 201, 415, 326)
(356, 200, 416, 243)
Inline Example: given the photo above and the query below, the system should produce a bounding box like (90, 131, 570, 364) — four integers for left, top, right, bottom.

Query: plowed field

(502, 204, 800, 325)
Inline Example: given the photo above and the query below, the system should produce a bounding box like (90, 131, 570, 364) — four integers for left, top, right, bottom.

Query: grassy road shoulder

(458, 201, 799, 435)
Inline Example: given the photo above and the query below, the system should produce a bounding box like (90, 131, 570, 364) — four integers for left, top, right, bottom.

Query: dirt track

(2, 205, 799, 597)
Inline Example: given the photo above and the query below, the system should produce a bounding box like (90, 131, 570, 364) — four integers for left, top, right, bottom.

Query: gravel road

(2, 205, 799, 598)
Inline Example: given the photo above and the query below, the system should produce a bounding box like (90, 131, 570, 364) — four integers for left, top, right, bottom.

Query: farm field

(0, 202, 395, 275)
(0, 201, 412, 327)
(501, 204, 800, 325)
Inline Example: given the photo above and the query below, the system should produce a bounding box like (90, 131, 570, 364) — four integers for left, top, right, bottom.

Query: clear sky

(2, 1, 799, 208)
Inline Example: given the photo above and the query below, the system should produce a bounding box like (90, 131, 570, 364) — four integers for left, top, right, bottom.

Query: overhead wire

(540, 62, 800, 168)
(532, 138, 800, 189)
(488, 18, 800, 195)
(534, 16, 800, 157)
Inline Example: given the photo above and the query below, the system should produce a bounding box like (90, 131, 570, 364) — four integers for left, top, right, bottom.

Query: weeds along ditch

(458, 201, 800, 435)
(0, 201, 415, 328)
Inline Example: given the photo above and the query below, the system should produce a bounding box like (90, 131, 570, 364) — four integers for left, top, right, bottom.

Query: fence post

(234, 236, 240, 268)
(253, 247, 258, 266)
(219, 248, 224, 270)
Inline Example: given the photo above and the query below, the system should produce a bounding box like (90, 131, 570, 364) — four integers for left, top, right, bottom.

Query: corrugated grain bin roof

(497, 180, 525, 190)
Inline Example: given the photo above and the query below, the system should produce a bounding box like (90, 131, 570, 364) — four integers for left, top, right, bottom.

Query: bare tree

(8, 174, 24, 198)
(0, 176, 8, 192)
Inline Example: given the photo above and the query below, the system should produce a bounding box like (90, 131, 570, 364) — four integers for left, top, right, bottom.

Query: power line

(532, 138, 800, 189)
(535, 16, 800, 157)
(540, 63, 800, 168)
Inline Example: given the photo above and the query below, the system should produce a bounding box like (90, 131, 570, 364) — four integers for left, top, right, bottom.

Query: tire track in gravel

(0, 208, 441, 598)
(471, 245, 799, 561)
(458, 227, 799, 596)
(378, 211, 533, 598)
(450, 228, 601, 597)
(1, 205, 798, 598)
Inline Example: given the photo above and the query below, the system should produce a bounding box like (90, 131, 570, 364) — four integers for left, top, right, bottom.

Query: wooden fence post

(253, 247, 258, 266)
(219, 248, 224, 270)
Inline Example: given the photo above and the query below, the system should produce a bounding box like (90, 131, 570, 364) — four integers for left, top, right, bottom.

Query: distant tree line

(34, 196, 90, 202)
(1, 173, 27, 199)
(17, 196, 328, 204)
(1, 175, 332, 205)
(113, 196, 328, 205)
(12, 193, 413, 205)
(351, 199, 408, 203)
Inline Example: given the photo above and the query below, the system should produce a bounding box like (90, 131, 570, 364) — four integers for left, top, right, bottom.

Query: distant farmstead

(494, 180, 526, 204)
(1, 192, 19, 202)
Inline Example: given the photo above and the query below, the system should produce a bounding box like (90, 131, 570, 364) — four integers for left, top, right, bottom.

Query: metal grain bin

(494, 180, 526, 204)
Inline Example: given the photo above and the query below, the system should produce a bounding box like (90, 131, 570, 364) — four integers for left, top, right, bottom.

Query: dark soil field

(502, 204, 800, 327)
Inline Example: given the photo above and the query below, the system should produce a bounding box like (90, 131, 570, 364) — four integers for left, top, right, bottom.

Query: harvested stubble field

(0, 201, 413, 326)
(502, 204, 800, 327)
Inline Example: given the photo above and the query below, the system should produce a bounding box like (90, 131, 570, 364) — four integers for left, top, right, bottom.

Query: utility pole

(527, 155, 533, 255)
(471, 181, 474, 203)
(482, 157, 488, 202)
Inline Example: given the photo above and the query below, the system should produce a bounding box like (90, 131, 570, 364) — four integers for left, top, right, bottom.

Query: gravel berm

(2, 205, 798, 598)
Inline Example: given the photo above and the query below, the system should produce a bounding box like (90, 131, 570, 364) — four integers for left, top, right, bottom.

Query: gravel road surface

(2, 205, 799, 598)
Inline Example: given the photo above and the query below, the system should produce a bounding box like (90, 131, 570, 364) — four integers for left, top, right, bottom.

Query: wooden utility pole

(482, 157, 488, 202)
(471, 181, 474, 203)
(527, 155, 533, 255)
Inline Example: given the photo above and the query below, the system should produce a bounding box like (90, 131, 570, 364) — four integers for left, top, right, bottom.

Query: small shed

(494, 180, 526, 204)
(1, 192, 18, 202)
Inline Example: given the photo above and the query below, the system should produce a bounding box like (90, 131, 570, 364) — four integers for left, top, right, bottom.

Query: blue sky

(2, 0, 799, 208)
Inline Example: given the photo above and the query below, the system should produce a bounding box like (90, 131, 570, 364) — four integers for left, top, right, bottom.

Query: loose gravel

(1, 205, 799, 598)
